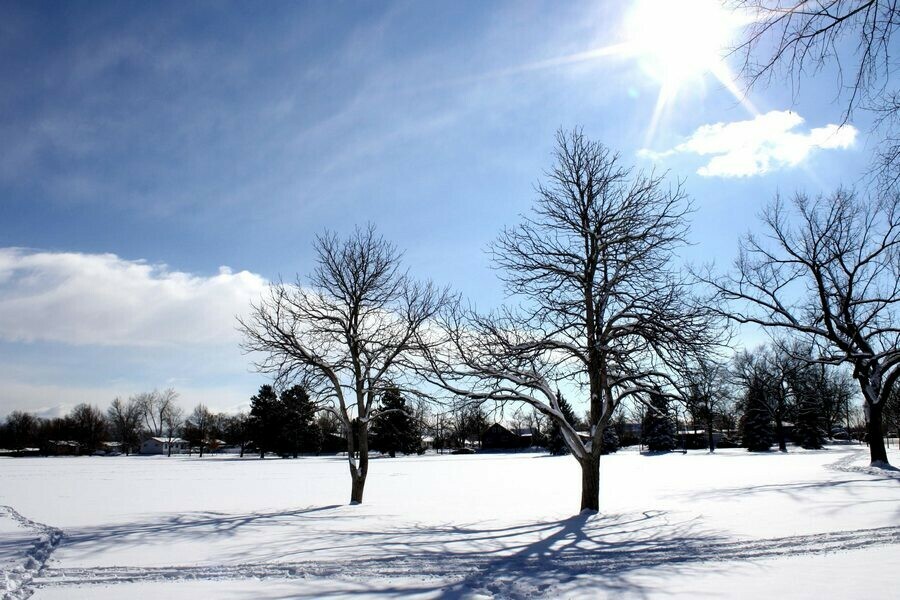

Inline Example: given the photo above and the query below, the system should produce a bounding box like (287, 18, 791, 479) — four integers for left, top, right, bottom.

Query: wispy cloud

(0, 248, 267, 346)
(640, 110, 857, 177)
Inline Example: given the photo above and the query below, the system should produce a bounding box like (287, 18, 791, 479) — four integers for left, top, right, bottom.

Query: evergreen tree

(600, 425, 619, 455)
(740, 375, 774, 451)
(641, 392, 676, 452)
(370, 388, 420, 457)
(792, 369, 827, 449)
(546, 391, 578, 456)
(249, 385, 282, 458)
(279, 385, 322, 457)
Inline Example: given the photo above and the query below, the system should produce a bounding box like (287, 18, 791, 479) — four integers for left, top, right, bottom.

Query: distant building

(140, 437, 188, 455)
(481, 423, 532, 450)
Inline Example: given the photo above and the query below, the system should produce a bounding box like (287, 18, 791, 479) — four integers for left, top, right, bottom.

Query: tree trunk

(775, 418, 787, 452)
(349, 425, 369, 504)
(580, 455, 600, 512)
(240, 443, 244, 458)
(866, 401, 890, 466)
(706, 413, 715, 453)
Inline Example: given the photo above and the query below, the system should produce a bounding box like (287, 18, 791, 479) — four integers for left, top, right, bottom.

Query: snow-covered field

(1, 444, 898, 599)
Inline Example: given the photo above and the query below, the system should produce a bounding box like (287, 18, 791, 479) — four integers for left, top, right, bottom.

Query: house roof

(149, 437, 186, 443)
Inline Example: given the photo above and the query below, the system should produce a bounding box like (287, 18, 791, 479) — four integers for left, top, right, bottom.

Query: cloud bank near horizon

(0, 248, 268, 347)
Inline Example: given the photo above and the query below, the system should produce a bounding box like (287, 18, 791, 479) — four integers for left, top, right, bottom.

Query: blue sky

(0, 0, 877, 415)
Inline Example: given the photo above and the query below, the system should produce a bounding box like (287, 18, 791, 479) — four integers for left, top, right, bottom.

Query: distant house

(481, 423, 532, 450)
(44, 440, 80, 456)
(140, 437, 188, 455)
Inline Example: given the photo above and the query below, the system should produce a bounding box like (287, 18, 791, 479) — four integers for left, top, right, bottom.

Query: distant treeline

(2, 346, 898, 458)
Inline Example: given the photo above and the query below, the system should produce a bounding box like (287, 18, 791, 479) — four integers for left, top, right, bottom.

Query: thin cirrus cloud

(0, 248, 268, 347)
(640, 110, 858, 177)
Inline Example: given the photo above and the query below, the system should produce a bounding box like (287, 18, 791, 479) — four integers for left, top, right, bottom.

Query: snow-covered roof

(149, 437, 187, 443)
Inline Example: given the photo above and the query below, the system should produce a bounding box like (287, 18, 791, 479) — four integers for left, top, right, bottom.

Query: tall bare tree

(701, 190, 900, 466)
(239, 225, 449, 504)
(136, 388, 179, 437)
(420, 130, 722, 512)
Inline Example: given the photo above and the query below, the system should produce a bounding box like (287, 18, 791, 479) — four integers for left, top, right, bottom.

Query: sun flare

(627, 0, 737, 86)
(622, 0, 755, 145)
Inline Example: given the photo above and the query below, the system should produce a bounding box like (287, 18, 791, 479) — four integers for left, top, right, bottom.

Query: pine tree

(249, 384, 282, 458)
(600, 425, 619, 455)
(740, 376, 774, 452)
(370, 388, 420, 457)
(279, 385, 322, 457)
(792, 370, 827, 449)
(641, 392, 676, 452)
(546, 391, 578, 456)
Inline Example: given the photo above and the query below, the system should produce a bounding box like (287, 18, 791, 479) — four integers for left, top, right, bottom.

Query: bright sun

(626, 0, 738, 86)
(621, 0, 754, 145)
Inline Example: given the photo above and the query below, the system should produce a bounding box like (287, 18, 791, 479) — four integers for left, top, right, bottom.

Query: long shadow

(38, 502, 900, 599)
(44, 508, 729, 598)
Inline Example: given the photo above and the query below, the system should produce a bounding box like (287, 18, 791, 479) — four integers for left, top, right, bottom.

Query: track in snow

(30, 523, 900, 588)
(0, 506, 63, 600)
(6, 446, 900, 598)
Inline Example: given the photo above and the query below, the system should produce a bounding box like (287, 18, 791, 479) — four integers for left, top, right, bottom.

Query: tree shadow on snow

(48, 508, 736, 599)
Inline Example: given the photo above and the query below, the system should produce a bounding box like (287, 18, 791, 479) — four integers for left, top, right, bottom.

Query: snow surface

(0, 444, 898, 598)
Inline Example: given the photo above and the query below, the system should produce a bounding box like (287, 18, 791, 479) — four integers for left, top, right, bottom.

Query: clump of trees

(701, 192, 900, 466)
(370, 388, 422, 458)
(248, 384, 322, 458)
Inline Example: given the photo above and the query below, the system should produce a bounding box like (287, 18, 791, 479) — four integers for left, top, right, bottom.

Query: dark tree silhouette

(370, 388, 420, 457)
(280, 385, 322, 457)
(642, 392, 676, 452)
(249, 385, 282, 459)
(546, 392, 579, 456)
(741, 373, 776, 452)
(107, 397, 143, 455)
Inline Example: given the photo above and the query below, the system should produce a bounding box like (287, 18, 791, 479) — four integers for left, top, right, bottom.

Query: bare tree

(732, 0, 900, 182)
(680, 357, 730, 452)
(136, 388, 179, 437)
(239, 225, 450, 504)
(701, 190, 900, 466)
(185, 404, 213, 458)
(162, 405, 184, 457)
(420, 130, 723, 512)
(731, 345, 799, 452)
(107, 397, 143, 455)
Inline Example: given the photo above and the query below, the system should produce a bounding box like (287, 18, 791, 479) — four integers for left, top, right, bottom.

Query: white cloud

(0, 248, 268, 346)
(640, 110, 857, 177)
